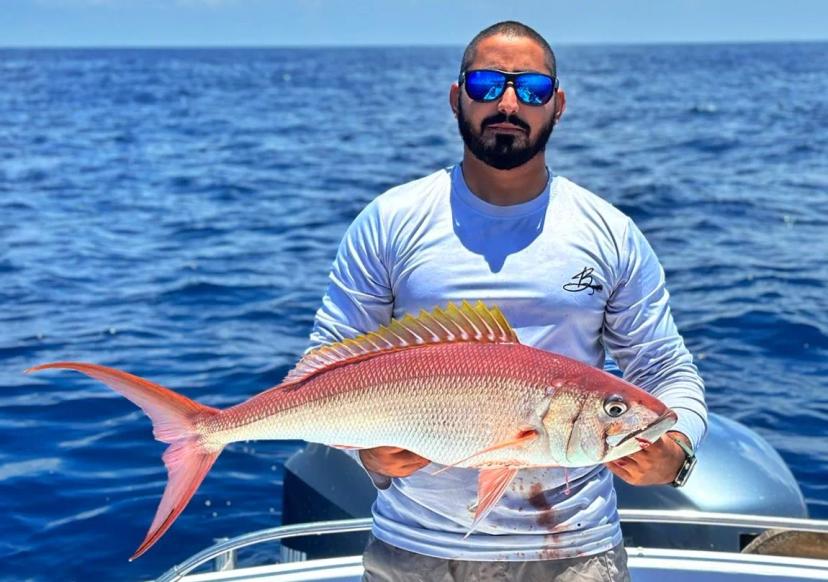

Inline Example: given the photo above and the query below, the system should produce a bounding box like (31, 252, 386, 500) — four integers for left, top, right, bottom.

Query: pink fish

(27, 301, 676, 559)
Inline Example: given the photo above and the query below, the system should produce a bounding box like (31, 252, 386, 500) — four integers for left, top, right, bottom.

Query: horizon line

(1, 38, 826, 50)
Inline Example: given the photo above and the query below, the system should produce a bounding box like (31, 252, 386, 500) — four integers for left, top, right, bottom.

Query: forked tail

(26, 362, 223, 560)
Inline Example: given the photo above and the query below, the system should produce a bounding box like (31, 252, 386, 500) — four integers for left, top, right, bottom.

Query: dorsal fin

(283, 300, 519, 386)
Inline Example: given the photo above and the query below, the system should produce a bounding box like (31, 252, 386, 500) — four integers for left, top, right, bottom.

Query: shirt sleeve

(307, 199, 395, 489)
(308, 199, 394, 351)
(602, 219, 708, 451)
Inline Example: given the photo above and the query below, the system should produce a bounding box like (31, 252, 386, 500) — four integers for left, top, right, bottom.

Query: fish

(26, 300, 677, 559)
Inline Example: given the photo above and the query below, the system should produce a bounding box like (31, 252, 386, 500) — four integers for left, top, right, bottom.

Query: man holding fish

(29, 19, 706, 582)
(309, 20, 707, 581)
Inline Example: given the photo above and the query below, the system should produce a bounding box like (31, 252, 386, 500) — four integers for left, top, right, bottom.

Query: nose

(497, 83, 520, 115)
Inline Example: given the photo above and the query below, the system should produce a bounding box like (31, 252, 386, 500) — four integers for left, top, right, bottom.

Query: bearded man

(308, 20, 707, 582)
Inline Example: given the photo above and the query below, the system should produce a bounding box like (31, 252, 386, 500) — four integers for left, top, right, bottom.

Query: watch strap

(668, 434, 697, 488)
(669, 434, 694, 458)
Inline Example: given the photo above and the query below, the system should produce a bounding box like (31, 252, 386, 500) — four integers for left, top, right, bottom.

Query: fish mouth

(606, 408, 678, 448)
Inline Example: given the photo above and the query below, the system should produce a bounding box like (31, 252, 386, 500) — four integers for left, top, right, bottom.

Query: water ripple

(1, 43, 826, 580)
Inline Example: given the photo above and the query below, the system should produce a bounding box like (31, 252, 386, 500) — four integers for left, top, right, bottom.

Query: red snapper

(27, 301, 676, 559)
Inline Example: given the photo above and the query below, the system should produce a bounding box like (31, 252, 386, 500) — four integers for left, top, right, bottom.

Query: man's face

(452, 34, 564, 170)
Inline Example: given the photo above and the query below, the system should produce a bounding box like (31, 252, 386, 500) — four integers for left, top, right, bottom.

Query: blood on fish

(26, 301, 677, 558)
(635, 436, 653, 449)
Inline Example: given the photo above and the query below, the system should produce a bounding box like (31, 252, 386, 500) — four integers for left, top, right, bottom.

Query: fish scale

(205, 343, 552, 467)
(27, 300, 676, 558)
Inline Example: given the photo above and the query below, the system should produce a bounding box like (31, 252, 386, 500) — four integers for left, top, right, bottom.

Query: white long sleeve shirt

(308, 164, 707, 561)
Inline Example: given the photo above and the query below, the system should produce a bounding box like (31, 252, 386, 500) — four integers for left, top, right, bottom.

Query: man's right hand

(359, 446, 430, 478)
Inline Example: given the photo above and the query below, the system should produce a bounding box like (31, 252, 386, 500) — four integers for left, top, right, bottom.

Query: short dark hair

(460, 21, 557, 77)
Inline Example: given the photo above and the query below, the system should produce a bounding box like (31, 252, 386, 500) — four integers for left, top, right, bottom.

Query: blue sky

(3, 0, 827, 47)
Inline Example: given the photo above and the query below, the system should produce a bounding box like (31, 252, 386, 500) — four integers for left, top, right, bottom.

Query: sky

(2, 0, 827, 47)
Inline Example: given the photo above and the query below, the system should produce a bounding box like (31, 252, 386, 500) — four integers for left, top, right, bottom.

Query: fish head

(541, 374, 678, 466)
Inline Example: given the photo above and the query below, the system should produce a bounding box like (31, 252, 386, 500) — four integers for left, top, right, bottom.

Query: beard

(457, 99, 556, 170)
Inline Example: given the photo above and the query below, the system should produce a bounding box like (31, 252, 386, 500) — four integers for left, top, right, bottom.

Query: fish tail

(26, 361, 223, 560)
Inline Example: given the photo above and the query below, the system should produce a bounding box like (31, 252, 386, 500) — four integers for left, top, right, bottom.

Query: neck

(461, 149, 549, 206)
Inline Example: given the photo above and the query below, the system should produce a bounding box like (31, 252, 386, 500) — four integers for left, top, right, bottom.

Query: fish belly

(206, 343, 552, 467)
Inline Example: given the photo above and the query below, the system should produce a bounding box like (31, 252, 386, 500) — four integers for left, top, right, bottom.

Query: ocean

(1, 43, 826, 581)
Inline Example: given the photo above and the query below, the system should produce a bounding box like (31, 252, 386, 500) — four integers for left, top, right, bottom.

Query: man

(308, 21, 706, 581)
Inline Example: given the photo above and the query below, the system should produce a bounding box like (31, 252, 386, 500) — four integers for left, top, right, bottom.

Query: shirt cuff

(669, 407, 707, 452)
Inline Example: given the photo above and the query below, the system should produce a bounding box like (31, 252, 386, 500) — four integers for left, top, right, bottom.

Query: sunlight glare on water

(1, 44, 826, 580)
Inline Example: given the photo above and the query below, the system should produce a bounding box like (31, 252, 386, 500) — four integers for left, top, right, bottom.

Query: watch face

(673, 456, 698, 488)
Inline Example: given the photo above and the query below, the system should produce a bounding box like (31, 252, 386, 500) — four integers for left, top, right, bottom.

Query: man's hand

(605, 431, 689, 486)
(359, 446, 430, 478)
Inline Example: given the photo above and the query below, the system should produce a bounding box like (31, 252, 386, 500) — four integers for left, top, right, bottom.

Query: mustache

(481, 113, 530, 132)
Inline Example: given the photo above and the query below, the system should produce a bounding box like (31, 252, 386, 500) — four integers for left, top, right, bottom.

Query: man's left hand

(605, 431, 689, 486)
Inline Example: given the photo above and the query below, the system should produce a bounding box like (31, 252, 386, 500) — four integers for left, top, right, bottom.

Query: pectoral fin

(430, 429, 538, 476)
(465, 467, 519, 538)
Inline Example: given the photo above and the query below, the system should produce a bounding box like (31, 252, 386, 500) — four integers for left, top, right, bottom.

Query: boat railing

(619, 509, 828, 533)
(154, 510, 828, 582)
(155, 518, 373, 582)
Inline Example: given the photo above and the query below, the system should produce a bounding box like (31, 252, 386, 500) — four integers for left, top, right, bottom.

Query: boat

(156, 512, 828, 581)
(151, 411, 828, 581)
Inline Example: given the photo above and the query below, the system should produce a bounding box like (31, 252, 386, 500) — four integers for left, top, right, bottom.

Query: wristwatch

(669, 434, 697, 488)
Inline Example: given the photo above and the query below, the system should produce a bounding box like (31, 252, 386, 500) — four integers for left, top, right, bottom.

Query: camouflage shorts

(362, 535, 631, 582)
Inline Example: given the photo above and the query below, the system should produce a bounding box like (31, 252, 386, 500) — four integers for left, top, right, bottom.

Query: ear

(553, 88, 566, 122)
(449, 83, 460, 118)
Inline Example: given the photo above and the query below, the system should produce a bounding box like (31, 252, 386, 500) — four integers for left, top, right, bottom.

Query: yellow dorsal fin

(282, 300, 519, 386)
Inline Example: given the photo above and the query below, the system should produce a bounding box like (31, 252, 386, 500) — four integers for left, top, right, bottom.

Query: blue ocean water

(1, 43, 826, 581)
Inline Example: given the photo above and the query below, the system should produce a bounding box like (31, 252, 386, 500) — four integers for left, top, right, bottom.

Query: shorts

(362, 534, 631, 581)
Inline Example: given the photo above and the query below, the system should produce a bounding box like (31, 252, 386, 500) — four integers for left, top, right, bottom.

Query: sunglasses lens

(515, 74, 555, 105)
(465, 70, 506, 102)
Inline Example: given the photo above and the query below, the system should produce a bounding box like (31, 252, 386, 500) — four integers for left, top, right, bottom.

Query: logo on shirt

(563, 267, 604, 296)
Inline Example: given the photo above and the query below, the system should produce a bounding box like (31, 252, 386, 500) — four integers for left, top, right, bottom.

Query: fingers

(605, 436, 685, 486)
(387, 450, 430, 476)
(359, 446, 430, 478)
(399, 456, 430, 473)
(370, 446, 427, 462)
(605, 459, 637, 483)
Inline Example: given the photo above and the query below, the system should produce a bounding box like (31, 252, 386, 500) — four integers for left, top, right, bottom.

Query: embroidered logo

(563, 267, 604, 295)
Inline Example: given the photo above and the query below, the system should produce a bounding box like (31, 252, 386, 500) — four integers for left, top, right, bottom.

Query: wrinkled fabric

(309, 164, 706, 561)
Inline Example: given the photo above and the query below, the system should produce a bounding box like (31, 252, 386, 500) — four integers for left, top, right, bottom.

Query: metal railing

(617, 509, 828, 534)
(155, 518, 372, 582)
(155, 510, 828, 582)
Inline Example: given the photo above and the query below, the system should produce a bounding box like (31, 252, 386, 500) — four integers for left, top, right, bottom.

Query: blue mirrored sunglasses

(459, 69, 558, 106)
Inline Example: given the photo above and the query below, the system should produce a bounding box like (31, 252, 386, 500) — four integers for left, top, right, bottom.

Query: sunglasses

(459, 69, 559, 106)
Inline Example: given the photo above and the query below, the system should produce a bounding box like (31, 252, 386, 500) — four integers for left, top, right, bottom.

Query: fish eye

(604, 395, 628, 417)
